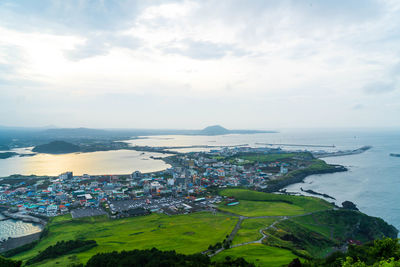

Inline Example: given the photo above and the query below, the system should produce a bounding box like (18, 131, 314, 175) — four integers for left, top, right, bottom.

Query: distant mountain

(32, 141, 80, 154)
(0, 126, 277, 149)
(200, 125, 230, 135)
(197, 125, 276, 135)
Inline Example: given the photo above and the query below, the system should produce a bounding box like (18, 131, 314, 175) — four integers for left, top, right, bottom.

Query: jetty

(1, 211, 46, 225)
(256, 143, 335, 148)
(312, 146, 372, 158)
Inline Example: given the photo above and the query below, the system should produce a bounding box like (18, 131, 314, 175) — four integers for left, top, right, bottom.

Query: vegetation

(264, 210, 398, 259)
(218, 199, 307, 217)
(235, 152, 310, 163)
(32, 140, 80, 154)
(342, 201, 359, 211)
(86, 247, 254, 267)
(218, 188, 333, 216)
(0, 152, 18, 159)
(232, 218, 277, 245)
(265, 159, 346, 192)
(212, 243, 300, 267)
(12, 212, 237, 266)
(8, 189, 398, 267)
(0, 256, 21, 267)
(26, 240, 97, 265)
(2, 241, 39, 258)
(303, 238, 400, 266)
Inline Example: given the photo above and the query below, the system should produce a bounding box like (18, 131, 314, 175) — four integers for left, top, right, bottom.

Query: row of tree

(26, 239, 97, 265)
(0, 256, 21, 267)
(85, 248, 255, 267)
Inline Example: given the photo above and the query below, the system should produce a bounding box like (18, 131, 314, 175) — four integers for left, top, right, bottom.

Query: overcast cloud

(0, 0, 400, 129)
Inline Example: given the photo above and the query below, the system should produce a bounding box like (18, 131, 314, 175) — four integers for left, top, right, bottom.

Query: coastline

(0, 232, 41, 253)
(264, 164, 347, 193)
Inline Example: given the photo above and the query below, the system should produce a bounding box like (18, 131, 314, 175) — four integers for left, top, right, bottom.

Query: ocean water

(131, 129, 400, 230)
(283, 130, 400, 231)
(0, 149, 171, 176)
(0, 129, 399, 237)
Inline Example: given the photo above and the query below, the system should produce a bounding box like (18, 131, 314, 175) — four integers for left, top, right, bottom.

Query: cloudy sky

(1, 0, 400, 129)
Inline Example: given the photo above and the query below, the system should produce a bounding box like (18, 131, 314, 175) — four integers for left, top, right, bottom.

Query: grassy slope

(218, 200, 306, 217)
(218, 189, 333, 216)
(13, 212, 237, 266)
(232, 218, 277, 245)
(235, 153, 301, 163)
(212, 243, 299, 267)
(264, 218, 335, 259)
(264, 210, 399, 259)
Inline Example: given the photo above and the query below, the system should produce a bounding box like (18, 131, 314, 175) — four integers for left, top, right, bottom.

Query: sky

(0, 0, 400, 130)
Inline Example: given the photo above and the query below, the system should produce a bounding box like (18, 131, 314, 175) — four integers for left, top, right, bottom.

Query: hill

(200, 125, 230, 135)
(32, 141, 81, 154)
(8, 189, 398, 266)
(198, 125, 276, 136)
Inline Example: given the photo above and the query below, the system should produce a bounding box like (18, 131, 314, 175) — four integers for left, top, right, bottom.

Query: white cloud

(0, 0, 400, 128)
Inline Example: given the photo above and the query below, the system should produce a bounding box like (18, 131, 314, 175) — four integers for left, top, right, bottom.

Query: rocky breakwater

(2, 211, 47, 225)
(0, 212, 46, 253)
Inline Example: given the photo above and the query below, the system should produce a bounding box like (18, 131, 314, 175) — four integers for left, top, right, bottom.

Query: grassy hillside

(9, 189, 398, 267)
(212, 243, 300, 267)
(264, 210, 399, 259)
(218, 188, 333, 216)
(232, 218, 277, 245)
(12, 212, 237, 266)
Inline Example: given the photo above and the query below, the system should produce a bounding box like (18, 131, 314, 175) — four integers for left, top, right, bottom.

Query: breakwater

(312, 146, 371, 158)
(1, 211, 46, 225)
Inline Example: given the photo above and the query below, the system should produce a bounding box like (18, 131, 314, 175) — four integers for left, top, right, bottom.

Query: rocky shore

(0, 232, 41, 253)
(264, 164, 347, 193)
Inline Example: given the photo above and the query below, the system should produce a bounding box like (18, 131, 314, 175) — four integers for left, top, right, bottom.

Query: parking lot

(71, 207, 107, 218)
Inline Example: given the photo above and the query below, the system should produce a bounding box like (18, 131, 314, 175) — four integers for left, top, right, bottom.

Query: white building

(47, 205, 58, 216)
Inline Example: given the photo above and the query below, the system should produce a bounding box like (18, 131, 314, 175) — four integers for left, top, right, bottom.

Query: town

(0, 146, 327, 221)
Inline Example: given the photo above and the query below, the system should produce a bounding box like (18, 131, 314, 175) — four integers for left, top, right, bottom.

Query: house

(47, 204, 58, 216)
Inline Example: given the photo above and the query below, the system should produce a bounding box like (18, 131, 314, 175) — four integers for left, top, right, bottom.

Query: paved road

(206, 209, 330, 257)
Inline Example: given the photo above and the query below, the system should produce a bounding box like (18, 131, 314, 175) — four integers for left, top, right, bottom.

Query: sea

(0, 128, 399, 238)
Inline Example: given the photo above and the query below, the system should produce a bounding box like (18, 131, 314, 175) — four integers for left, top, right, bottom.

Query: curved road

(206, 209, 330, 257)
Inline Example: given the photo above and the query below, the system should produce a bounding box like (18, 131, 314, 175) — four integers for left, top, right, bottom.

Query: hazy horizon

(1, 0, 400, 129)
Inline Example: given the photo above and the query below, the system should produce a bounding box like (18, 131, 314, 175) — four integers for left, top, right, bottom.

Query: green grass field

(232, 218, 277, 245)
(13, 212, 237, 266)
(218, 200, 306, 217)
(218, 189, 333, 216)
(212, 243, 299, 267)
(235, 153, 307, 163)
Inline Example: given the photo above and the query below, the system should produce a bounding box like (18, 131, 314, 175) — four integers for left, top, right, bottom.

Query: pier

(256, 143, 335, 148)
(1, 211, 47, 225)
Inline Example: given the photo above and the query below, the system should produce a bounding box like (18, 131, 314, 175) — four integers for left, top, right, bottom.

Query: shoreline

(264, 164, 347, 193)
(0, 231, 41, 253)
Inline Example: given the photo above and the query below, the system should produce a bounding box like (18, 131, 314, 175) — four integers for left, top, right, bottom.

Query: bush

(26, 240, 97, 265)
(2, 240, 38, 258)
(0, 256, 22, 267)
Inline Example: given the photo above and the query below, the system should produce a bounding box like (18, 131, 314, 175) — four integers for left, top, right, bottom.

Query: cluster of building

(0, 147, 309, 219)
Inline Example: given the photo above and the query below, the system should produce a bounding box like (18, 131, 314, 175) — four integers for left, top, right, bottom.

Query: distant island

(0, 125, 276, 152)
(0, 152, 18, 159)
(199, 125, 230, 135)
(198, 125, 275, 135)
(32, 141, 80, 154)
(19, 125, 276, 155)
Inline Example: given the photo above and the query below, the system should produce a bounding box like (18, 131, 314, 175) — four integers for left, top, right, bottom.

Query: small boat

(390, 153, 400, 157)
